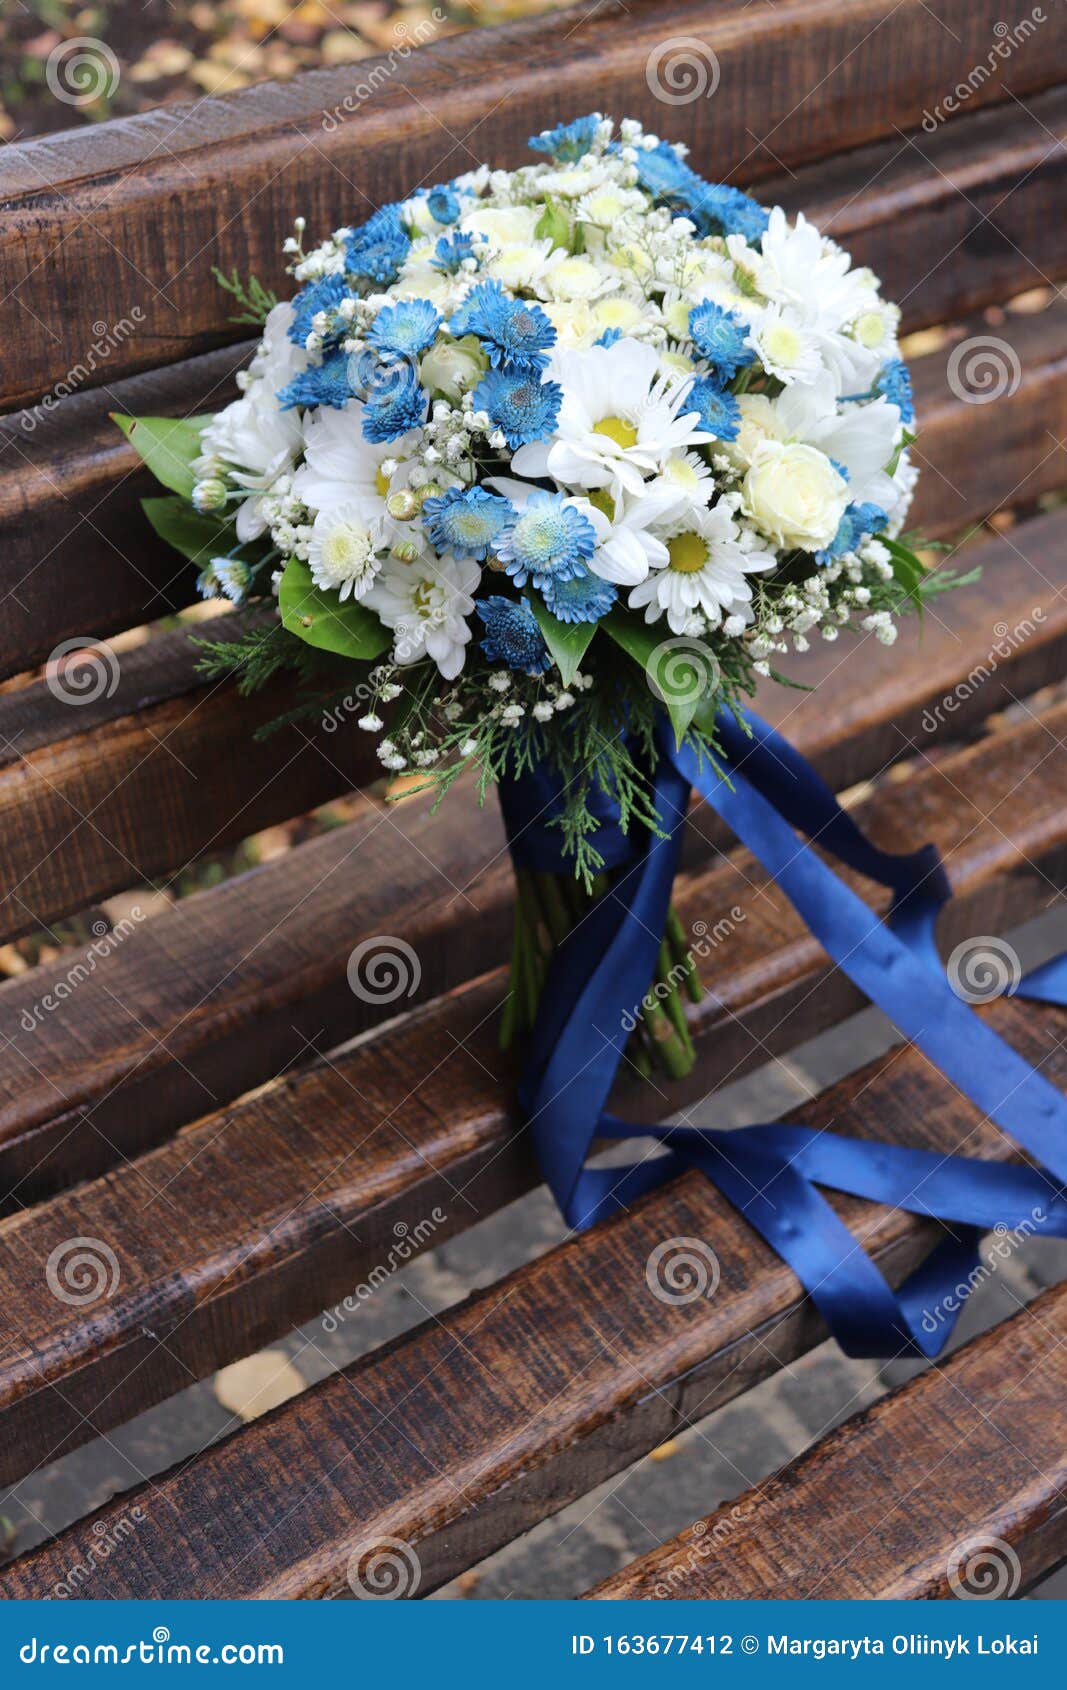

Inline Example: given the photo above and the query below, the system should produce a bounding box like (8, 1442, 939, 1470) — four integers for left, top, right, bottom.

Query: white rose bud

(742, 442, 848, 552)
(419, 334, 488, 401)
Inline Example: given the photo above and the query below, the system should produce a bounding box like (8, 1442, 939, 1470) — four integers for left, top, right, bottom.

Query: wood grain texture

(1, 509, 1064, 1204)
(911, 301, 1067, 536)
(588, 1279, 1067, 1600)
(3, 994, 1063, 1599)
(0, 343, 251, 680)
(771, 85, 1067, 334)
(3, 0, 1063, 409)
(0, 613, 379, 946)
(1, 694, 1063, 1492)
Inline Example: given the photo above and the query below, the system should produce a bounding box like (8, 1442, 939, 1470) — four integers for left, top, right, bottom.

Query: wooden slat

(5, 146, 1064, 684)
(3, 0, 1062, 410)
(2, 510, 1064, 1201)
(3, 993, 1063, 1599)
(588, 1280, 1067, 1600)
(0, 690, 1063, 1494)
(912, 301, 1067, 536)
(0, 614, 377, 945)
(773, 85, 1067, 335)
(0, 344, 250, 680)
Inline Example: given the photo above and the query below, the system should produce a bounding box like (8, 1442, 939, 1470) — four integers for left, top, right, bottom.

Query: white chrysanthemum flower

(648, 450, 716, 507)
(749, 305, 822, 386)
(485, 237, 557, 292)
(365, 551, 480, 679)
(537, 252, 617, 303)
(292, 403, 420, 517)
(307, 502, 387, 601)
(512, 338, 710, 496)
(628, 502, 776, 633)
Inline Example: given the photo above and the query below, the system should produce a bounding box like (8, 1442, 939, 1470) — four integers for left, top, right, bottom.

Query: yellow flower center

(588, 487, 616, 520)
(763, 321, 804, 366)
(667, 532, 709, 574)
(375, 466, 391, 498)
(593, 414, 638, 450)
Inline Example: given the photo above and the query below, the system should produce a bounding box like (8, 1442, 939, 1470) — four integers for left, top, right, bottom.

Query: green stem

(666, 906, 704, 1003)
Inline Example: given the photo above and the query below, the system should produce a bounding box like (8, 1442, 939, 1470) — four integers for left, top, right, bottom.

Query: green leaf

(603, 610, 716, 746)
(278, 558, 390, 662)
(527, 598, 596, 687)
(141, 496, 234, 564)
(534, 199, 571, 253)
(114, 413, 215, 499)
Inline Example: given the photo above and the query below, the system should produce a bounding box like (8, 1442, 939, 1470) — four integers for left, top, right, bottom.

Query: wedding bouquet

(120, 113, 963, 1085)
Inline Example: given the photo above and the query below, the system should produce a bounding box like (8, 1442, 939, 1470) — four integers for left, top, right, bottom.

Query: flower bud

(386, 490, 419, 521)
(192, 477, 227, 514)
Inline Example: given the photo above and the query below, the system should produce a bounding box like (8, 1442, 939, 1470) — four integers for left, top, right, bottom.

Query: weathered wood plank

(0, 693, 1063, 1492)
(1, 509, 1063, 1200)
(588, 1280, 1067, 1599)
(3, 993, 1063, 1598)
(3, 0, 1061, 409)
(0, 344, 250, 679)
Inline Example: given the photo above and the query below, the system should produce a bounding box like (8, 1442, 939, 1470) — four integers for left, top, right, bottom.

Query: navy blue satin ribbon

(513, 706, 1067, 1359)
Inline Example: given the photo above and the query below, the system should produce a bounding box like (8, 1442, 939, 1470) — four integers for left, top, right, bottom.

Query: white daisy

(628, 502, 776, 634)
(364, 550, 480, 679)
(749, 304, 822, 386)
(292, 403, 420, 517)
(307, 502, 388, 601)
(511, 338, 710, 496)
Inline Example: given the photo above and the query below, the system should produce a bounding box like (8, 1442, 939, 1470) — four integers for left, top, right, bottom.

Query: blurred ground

(0, 0, 570, 142)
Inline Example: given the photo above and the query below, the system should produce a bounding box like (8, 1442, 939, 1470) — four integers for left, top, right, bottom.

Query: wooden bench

(0, 0, 1065, 1600)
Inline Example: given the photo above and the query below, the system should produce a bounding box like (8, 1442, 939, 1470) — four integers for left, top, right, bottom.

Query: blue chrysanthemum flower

(629, 139, 694, 203)
(455, 279, 556, 372)
(829, 457, 851, 485)
(817, 502, 888, 565)
(476, 596, 551, 675)
(422, 486, 514, 561)
(529, 114, 601, 163)
(346, 204, 410, 285)
(874, 358, 915, 425)
(541, 564, 616, 625)
(427, 185, 461, 225)
(288, 273, 349, 348)
(496, 491, 597, 590)
(594, 327, 623, 348)
(689, 181, 769, 243)
(431, 231, 483, 275)
(473, 369, 562, 449)
(278, 348, 352, 410)
(360, 359, 428, 442)
(367, 299, 442, 358)
(688, 301, 755, 383)
(686, 377, 741, 442)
